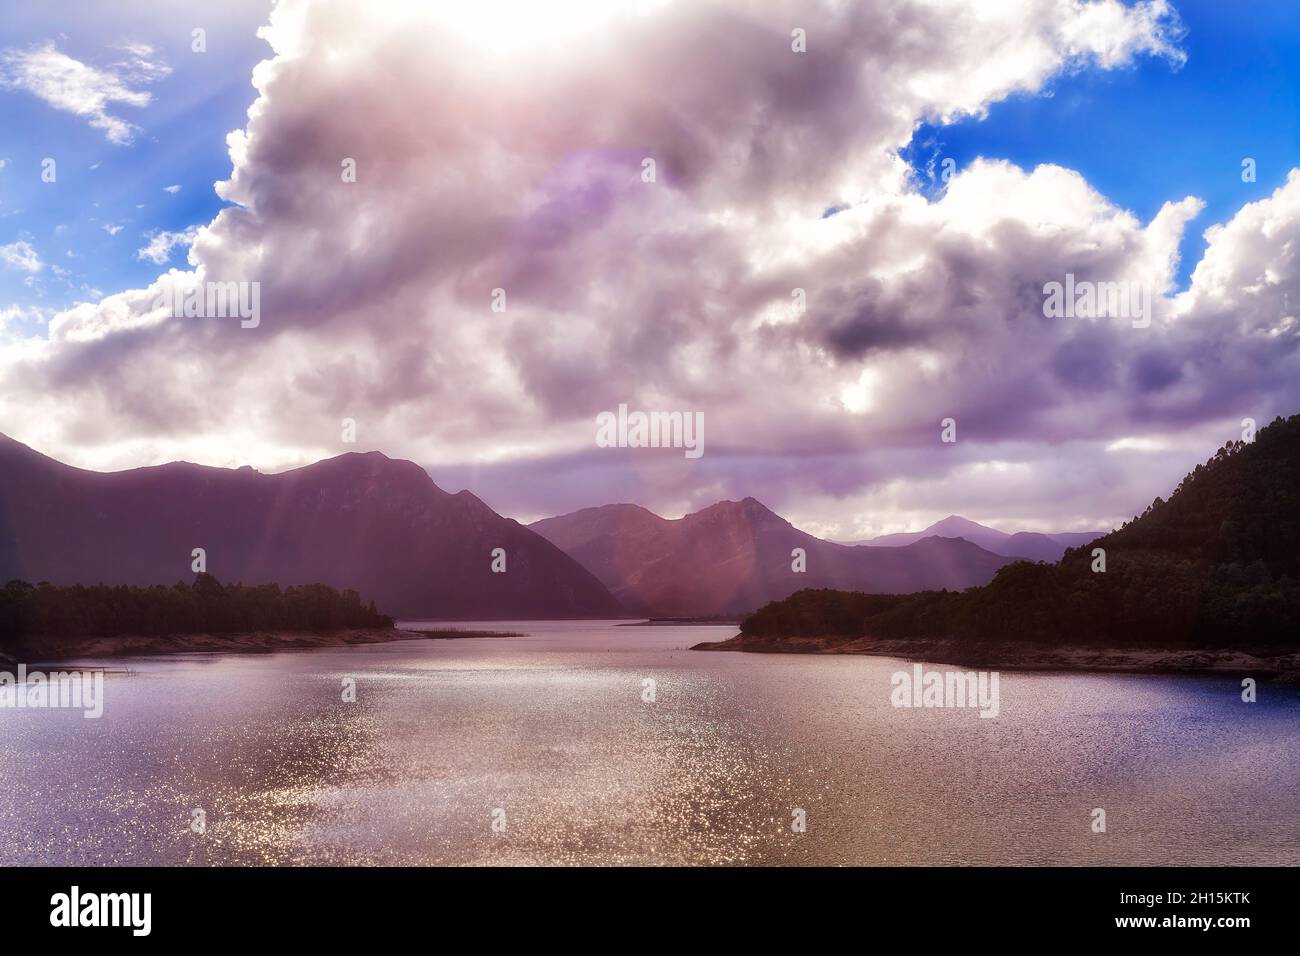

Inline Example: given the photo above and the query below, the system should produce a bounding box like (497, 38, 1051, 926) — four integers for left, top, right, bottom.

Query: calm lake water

(1, 620, 1296, 866)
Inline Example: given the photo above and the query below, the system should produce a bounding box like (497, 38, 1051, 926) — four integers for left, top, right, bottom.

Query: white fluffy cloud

(0, 240, 42, 273)
(137, 226, 202, 265)
(0, 42, 168, 144)
(2, 0, 1297, 535)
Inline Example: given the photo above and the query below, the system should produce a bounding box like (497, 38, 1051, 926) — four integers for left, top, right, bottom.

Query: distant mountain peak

(0, 437, 622, 618)
(935, 514, 994, 528)
(531, 495, 1012, 616)
(860, 514, 1105, 562)
(692, 496, 789, 527)
(709, 495, 774, 513)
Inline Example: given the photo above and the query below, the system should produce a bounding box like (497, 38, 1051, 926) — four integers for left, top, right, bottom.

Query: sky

(1, 0, 1298, 540)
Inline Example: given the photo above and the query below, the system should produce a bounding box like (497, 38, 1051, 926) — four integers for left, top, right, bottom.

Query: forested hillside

(741, 415, 1300, 648)
(0, 573, 392, 645)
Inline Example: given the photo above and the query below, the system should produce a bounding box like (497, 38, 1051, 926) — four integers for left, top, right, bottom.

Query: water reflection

(0, 621, 1295, 865)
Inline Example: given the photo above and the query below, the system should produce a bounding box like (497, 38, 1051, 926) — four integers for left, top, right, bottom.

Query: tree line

(743, 414, 1300, 649)
(0, 573, 392, 644)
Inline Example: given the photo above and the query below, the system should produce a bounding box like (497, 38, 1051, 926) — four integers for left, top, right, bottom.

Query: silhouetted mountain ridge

(531, 497, 1013, 616)
(851, 515, 1105, 562)
(741, 415, 1300, 648)
(0, 435, 622, 619)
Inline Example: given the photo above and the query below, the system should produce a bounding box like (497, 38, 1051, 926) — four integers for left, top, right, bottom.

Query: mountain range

(844, 515, 1103, 562)
(736, 413, 1300, 651)
(1, 430, 1101, 620)
(529, 499, 1013, 616)
(0, 433, 619, 619)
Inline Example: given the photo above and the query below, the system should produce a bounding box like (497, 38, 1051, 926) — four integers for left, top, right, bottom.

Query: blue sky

(902, 0, 1300, 288)
(0, 1, 270, 329)
(3, 0, 1296, 325)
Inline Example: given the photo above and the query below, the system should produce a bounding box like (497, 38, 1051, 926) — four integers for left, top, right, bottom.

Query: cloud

(0, 42, 169, 144)
(136, 226, 202, 265)
(102, 223, 124, 236)
(0, 305, 29, 330)
(163, 184, 181, 193)
(0, 303, 48, 340)
(0, 240, 42, 272)
(2, 0, 1296, 535)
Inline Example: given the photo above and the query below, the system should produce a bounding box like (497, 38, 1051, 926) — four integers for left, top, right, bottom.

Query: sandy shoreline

(692, 633, 1300, 682)
(7, 626, 1296, 682)
(1, 627, 432, 666)
(617, 618, 743, 627)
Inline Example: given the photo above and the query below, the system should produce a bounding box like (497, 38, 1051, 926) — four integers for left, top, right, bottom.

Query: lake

(1, 620, 1296, 865)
